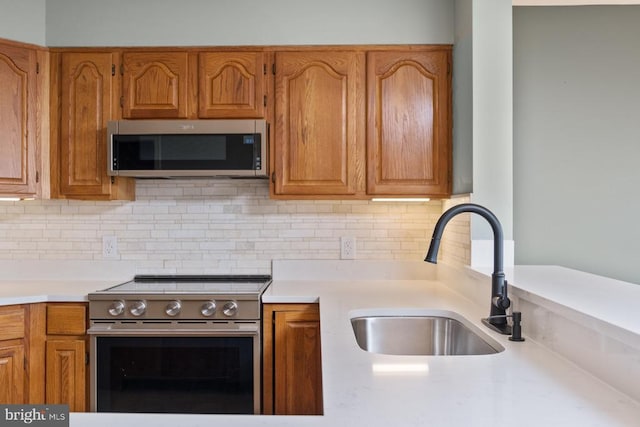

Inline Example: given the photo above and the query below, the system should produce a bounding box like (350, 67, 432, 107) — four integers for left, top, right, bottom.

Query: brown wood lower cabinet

(45, 339, 86, 410)
(0, 305, 27, 404)
(0, 341, 25, 404)
(45, 303, 88, 412)
(263, 303, 323, 415)
(0, 303, 89, 409)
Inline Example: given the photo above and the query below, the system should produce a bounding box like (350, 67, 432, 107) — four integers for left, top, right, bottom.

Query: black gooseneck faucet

(425, 203, 516, 336)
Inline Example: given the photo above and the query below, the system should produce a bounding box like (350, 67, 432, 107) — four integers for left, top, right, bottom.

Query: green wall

(514, 6, 640, 285)
(0, 0, 46, 45)
(44, 0, 454, 46)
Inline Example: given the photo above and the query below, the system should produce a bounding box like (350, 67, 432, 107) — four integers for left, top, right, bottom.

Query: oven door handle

(87, 324, 260, 336)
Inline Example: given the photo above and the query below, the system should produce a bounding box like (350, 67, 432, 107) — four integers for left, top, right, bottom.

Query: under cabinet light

(0, 197, 35, 202)
(371, 198, 431, 203)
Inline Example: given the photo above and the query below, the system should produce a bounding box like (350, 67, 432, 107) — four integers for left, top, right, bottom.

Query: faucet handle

(492, 295, 511, 310)
(492, 279, 511, 310)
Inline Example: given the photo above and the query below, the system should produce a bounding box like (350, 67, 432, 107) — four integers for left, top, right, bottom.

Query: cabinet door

(122, 51, 194, 119)
(46, 340, 86, 411)
(199, 52, 266, 118)
(58, 53, 122, 199)
(0, 43, 38, 197)
(0, 342, 25, 404)
(273, 51, 364, 196)
(367, 50, 451, 196)
(273, 308, 322, 415)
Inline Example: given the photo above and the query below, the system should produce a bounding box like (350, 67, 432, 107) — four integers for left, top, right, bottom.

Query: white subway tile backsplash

(0, 180, 461, 274)
(8, 229, 43, 238)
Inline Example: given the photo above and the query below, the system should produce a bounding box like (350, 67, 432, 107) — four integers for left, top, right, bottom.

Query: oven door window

(96, 336, 255, 414)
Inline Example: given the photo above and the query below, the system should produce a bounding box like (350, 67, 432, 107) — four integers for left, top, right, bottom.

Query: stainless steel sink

(351, 314, 503, 356)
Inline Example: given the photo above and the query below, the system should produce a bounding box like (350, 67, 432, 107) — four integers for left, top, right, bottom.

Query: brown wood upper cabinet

(272, 51, 365, 196)
(366, 49, 451, 197)
(199, 51, 266, 118)
(0, 41, 39, 199)
(122, 51, 196, 119)
(51, 51, 134, 200)
(122, 50, 266, 119)
(271, 47, 451, 199)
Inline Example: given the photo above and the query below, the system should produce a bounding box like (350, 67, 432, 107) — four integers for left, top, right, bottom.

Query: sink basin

(351, 312, 503, 356)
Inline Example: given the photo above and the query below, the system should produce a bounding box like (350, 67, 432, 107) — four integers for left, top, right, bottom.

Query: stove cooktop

(101, 275, 272, 295)
(88, 275, 272, 320)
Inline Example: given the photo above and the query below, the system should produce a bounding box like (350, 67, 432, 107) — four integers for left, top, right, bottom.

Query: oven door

(88, 322, 260, 414)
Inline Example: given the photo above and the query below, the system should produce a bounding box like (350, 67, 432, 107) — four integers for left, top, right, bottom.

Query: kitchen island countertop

(0, 261, 639, 426)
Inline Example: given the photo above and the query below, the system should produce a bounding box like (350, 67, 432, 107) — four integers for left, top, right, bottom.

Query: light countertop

(1, 261, 639, 426)
(509, 265, 640, 337)
(0, 280, 117, 305)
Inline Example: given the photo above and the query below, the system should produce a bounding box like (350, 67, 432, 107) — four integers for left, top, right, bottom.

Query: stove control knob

(165, 300, 181, 317)
(108, 300, 125, 317)
(129, 300, 147, 317)
(200, 300, 217, 317)
(222, 301, 238, 317)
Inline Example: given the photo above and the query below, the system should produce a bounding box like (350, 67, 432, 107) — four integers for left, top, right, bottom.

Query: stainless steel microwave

(107, 119, 267, 178)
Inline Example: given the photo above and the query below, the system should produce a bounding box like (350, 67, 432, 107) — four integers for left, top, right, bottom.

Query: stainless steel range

(88, 275, 272, 414)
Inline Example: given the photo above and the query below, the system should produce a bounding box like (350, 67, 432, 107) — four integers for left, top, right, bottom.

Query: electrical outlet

(340, 236, 356, 260)
(102, 235, 118, 259)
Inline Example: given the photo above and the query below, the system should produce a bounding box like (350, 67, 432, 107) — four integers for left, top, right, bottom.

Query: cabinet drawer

(0, 306, 25, 341)
(46, 304, 87, 336)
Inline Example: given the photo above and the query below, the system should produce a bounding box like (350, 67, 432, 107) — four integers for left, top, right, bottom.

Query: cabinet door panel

(0, 307, 25, 341)
(46, 340, 86, 412)
(0, 343, 25, 404)
(274, 51, 364, 195)
(273, 310, 322, 415)
(122, 52, 190, 119)
(0, 44, 37, 196)
(59, 53, 117, 197)
(199, 52, 265, 118)
(367, 50, 451, 196)
(47, 304, 87, 336)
